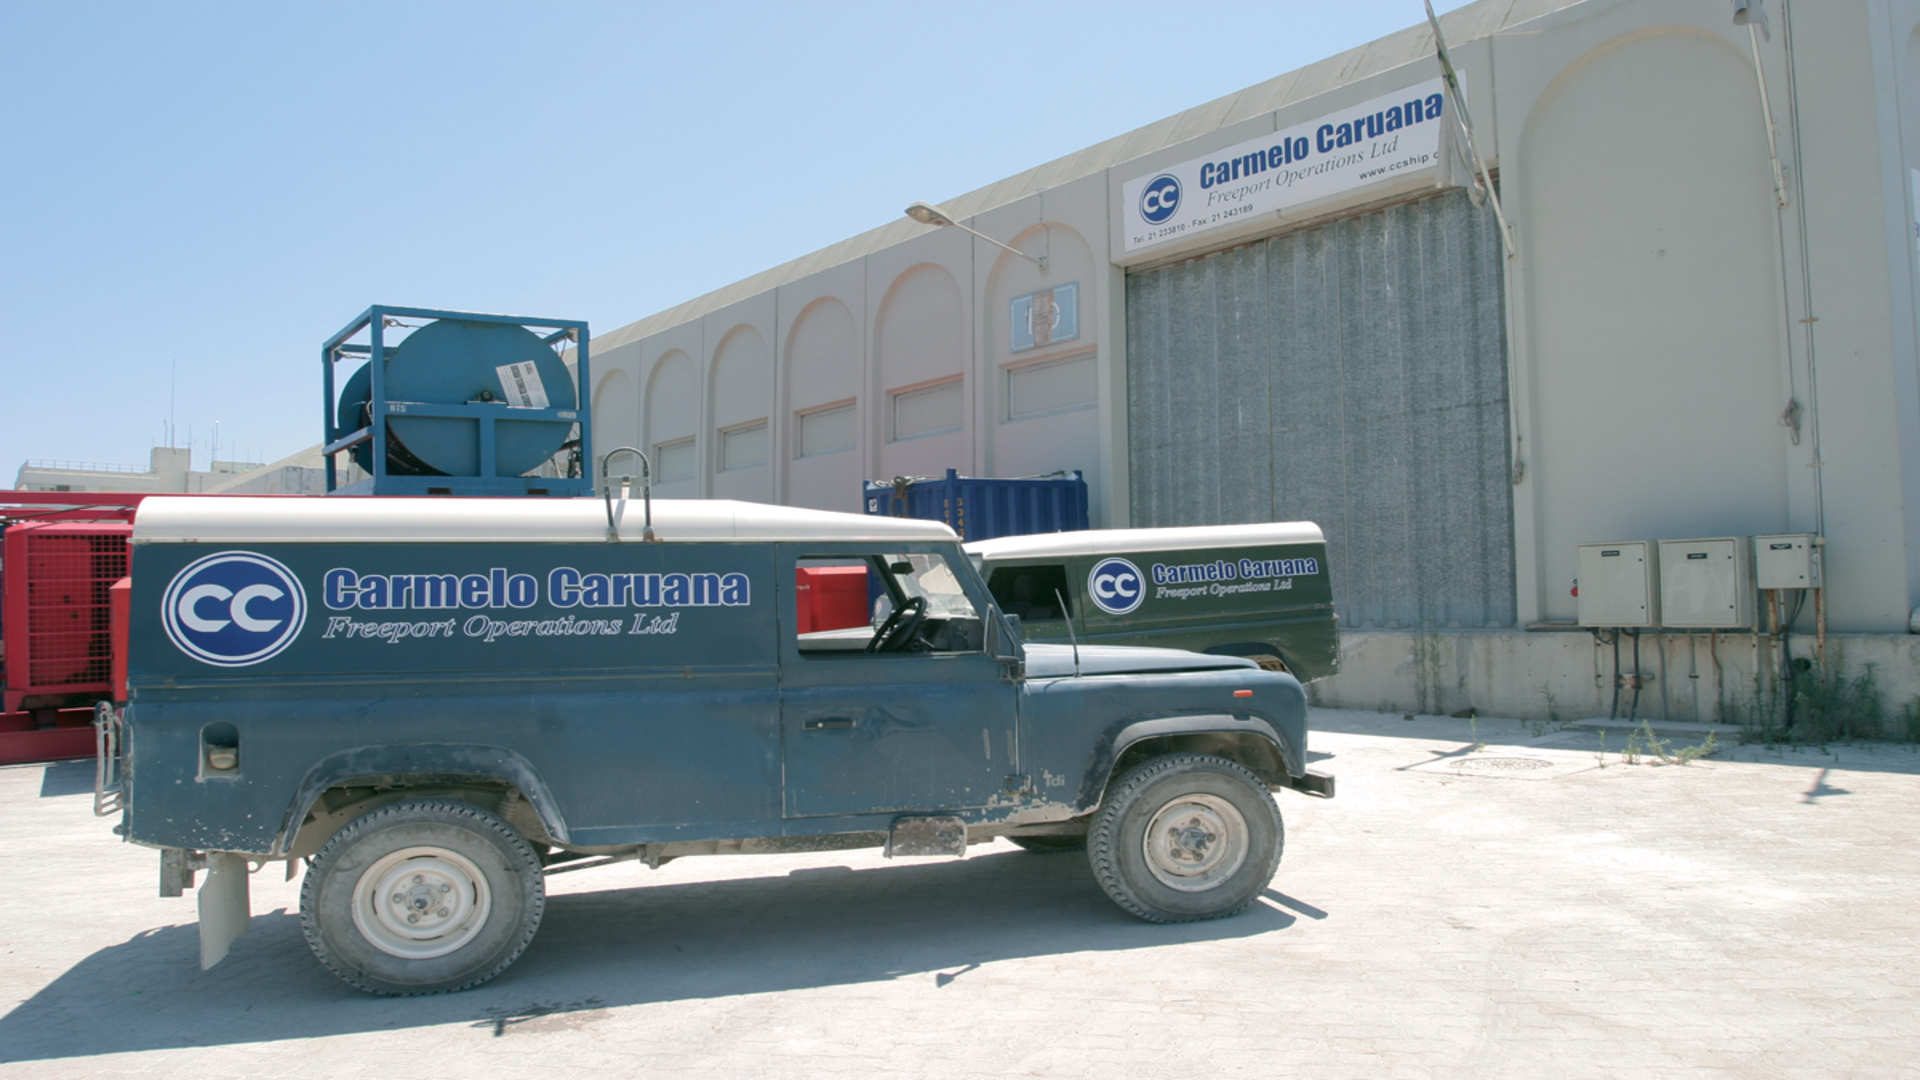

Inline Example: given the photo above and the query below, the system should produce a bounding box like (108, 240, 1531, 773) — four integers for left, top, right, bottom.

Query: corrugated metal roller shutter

(1127, 187, 1514, 629)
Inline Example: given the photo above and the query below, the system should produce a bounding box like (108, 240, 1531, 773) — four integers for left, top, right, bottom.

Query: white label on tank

(497, 362, 550, 409)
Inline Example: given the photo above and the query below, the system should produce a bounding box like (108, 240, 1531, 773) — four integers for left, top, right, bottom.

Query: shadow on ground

(1306, 708, 1920, 776)
(39, 760, 93, 798)
(0, 846, 1298, 1062)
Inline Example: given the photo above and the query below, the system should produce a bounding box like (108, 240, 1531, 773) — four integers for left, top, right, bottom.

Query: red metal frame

(0, 495, 143, 757)
(0, 708, 95, 765)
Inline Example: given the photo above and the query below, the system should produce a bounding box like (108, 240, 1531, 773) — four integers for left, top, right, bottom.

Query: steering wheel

(867, 596, 928, 653)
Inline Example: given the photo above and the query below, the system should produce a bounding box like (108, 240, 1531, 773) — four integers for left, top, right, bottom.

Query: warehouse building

(585, 0, 1920, 718)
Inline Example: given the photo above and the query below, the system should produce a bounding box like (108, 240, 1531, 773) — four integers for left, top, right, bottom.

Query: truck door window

(796, 553, 983, 655)
(986, 563, 1072, 623)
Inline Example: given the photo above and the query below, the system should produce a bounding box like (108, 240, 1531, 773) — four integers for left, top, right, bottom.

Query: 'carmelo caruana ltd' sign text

(1121, 77, 1448, 253)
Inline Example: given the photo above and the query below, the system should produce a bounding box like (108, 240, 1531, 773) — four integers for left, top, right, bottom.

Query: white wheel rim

(350, 846, 492, 960)
(1142, 793, 1249, 893)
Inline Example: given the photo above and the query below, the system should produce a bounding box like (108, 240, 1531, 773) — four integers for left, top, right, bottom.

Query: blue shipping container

(863, 469, 1088, 542)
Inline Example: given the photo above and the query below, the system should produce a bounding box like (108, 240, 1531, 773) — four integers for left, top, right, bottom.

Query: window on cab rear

(986, 563, 1072, 624)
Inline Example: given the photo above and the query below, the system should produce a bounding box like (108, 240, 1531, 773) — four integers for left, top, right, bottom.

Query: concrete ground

(2, 711, 1916, 1079)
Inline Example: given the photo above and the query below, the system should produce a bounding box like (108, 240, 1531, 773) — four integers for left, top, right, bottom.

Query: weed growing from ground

(1672, 731, 1718, 765)
(1538, 684, 1563, 728)
(1737, 651, 1915, 747)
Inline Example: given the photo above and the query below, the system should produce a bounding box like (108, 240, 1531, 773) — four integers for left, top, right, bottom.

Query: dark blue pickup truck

(94, 496, 1331, 995)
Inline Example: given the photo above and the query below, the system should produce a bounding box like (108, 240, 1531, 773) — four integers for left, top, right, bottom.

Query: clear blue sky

(0, 0, 1468, 480)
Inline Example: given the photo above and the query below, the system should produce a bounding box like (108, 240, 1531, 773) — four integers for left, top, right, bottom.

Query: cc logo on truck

(161, 552, 308, 667)
(1087, 557, 1145, 615)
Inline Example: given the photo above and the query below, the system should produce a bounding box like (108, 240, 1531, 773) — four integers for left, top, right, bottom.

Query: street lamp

(904, 201, 1047, 273)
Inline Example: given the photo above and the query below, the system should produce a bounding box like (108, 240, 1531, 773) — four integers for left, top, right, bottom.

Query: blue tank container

(320, 305, 592, 498)
(863, 469, 1088, 542)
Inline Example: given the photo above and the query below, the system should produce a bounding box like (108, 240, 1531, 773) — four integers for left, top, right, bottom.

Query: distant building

(13, 445, 363, 495)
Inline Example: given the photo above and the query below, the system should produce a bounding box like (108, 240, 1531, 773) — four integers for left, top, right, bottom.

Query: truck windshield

(887, 553, 977, 620)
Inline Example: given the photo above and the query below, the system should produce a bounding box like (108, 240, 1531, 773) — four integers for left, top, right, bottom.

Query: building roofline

(590, 0, 1581, 355)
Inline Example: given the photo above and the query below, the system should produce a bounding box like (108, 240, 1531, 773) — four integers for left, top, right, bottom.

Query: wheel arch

(1077, 715, 1300, 813)
(1203, 642, 1289, 671)
(274, 743, 570, 857)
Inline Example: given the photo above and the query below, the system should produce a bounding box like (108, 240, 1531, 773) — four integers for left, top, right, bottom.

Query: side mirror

(987, 609, 1025, 675)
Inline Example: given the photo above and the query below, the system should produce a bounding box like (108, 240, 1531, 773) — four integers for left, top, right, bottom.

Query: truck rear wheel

(1088, 754, 1283, 923)
(300, 798, 545, 995)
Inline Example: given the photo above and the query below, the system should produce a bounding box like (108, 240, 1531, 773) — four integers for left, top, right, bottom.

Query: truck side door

(777, 543, 1017, 819)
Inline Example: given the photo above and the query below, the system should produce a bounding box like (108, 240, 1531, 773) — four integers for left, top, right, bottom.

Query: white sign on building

(1121, 77, 1449, 253)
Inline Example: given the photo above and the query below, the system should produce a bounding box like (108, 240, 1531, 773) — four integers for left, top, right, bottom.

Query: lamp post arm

(949, 220, 1047, 272)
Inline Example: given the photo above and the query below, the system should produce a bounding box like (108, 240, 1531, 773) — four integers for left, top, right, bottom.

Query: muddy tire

(1088, 754, 1283, 923)
(1010, 834, 1087, 854)
(301, 798, 544, 996)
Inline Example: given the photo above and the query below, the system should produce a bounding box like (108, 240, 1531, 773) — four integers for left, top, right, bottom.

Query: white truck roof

(132, 496, 959, 544)
(965, 521, 1324, 560)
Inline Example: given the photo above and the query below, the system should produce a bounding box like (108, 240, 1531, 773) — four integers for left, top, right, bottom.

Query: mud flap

(198, 852, 251, 970)
(886, 816, 967, 857)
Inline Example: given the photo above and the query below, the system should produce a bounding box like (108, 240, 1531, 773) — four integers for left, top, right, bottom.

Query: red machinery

(0, 493, 144, 765)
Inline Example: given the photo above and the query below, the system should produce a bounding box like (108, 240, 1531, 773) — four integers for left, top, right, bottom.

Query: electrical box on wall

(1755, 533, 1822, 589)
(1576, 541, 1659, 627)
(1659, 536, 1754, 628)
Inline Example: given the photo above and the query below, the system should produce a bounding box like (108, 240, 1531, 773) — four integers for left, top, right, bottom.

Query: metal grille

(1127, 187, 1515, 629)
(24, 532, 127, 688)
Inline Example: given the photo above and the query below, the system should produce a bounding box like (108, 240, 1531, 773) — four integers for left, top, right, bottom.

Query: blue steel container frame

(863, 469, 1088, 542)
(321, 305, 593, 497)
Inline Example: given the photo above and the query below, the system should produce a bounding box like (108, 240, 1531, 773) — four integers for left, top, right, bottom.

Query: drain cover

(1450, 756, 1555, 773)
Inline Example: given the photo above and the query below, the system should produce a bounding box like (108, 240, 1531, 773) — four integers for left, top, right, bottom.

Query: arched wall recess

(592, 368, 639, 475)
(1517, 26, 1789, 622)
(984, 222, 1102, 492)
(874, 263, 968, 480)
(786, 297, 862, 511)
(645, 349, 699, 491)
(709, 324, 771, 500)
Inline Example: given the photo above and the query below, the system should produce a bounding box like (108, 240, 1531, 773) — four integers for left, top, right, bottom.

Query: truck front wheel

(1088, 754, 1283, 923)
(300, 798, 545, 995)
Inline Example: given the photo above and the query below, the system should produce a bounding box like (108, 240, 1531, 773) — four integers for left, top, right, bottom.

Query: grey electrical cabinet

(1659, 536, 1754, 628)
(1576, 541, 1659, 627)
(1755, 533, 1822, 589)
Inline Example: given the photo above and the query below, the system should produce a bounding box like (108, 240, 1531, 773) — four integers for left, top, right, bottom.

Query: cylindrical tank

(337, 319, 577, 478)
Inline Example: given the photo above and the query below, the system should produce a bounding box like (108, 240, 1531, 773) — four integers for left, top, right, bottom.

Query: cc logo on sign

(1139, 174, 1182, 225)
(1087, 557, 1145, 616)
(161, 551, 307, 667)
